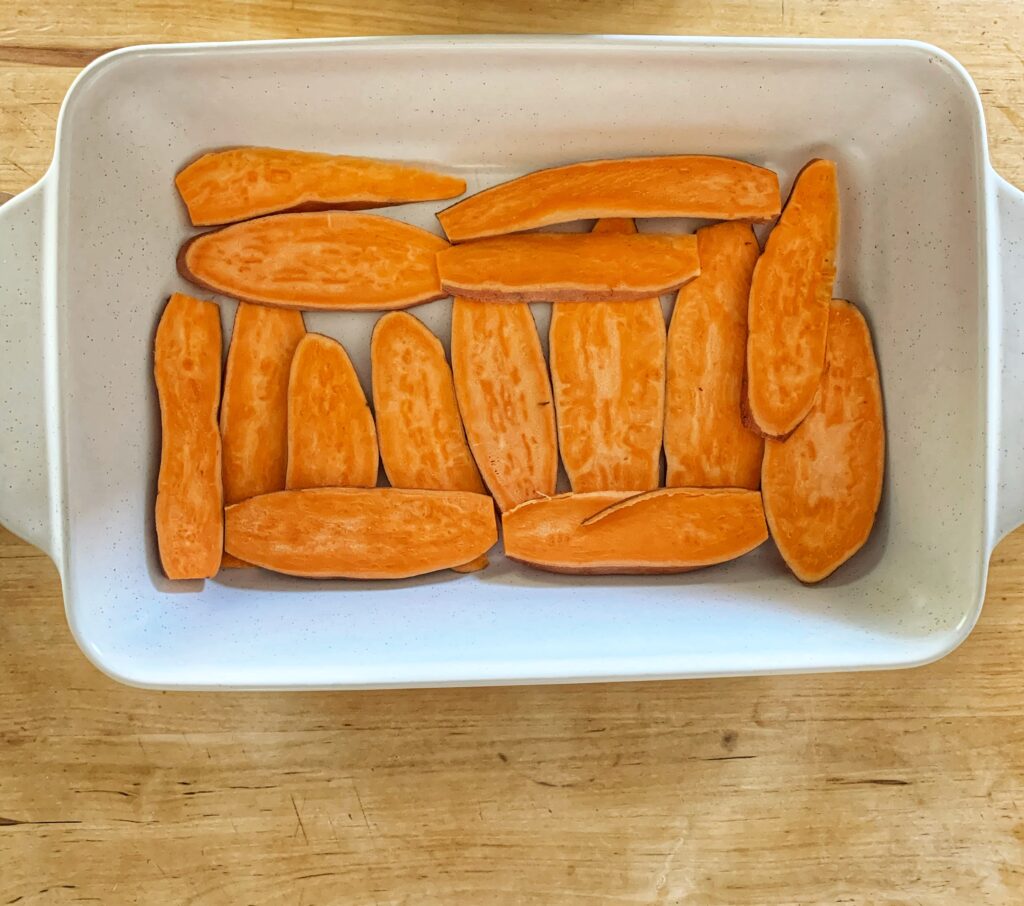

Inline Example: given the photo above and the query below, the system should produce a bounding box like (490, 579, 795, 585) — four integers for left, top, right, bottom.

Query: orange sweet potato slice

(549, 218, 665, 492)
(502, 488, 768, 575)
(154, 293, 223, 580)
(176, 147, 466, 226)
(437, 232, 699, 303)
(286, 334, 379, 490)
(178, 212, 449, 311)
(222, 303, 306, 503)
(224, 488, 497, 579)
(437, 155, 781, 241)
(220, 303, 305, 567)
(372, 312, 490, 573)
(665, 222, 764, 489)
(371, 312, 485, 494)
(451, 298, 557, 511)
(761, 300, 884, 583)
(746, 159, 839, 438)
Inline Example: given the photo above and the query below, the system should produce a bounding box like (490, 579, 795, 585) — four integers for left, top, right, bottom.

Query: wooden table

(2, 2, 1024, 902)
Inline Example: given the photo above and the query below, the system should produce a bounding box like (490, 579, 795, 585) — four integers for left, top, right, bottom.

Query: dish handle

(994, 170, 1024, 543)
(0, 179, 55, 558)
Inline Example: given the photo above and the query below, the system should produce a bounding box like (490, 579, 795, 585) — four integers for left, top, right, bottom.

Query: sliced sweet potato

(371, 312, 485, 494)
(451, 298, 557, 511)
(503, 488, 767, 575)
(220, 303, 305, 567)
(287, 334, 378, 490)
(549, 218, 665, 492)
(178, 212, 449, 311)
(746, 159, 839, 437)
(221, 303, 306, 502)
(154, 293, 223, 580)
(761, 300, 884, 583)
(176, 147, 466, 226)
(437, 232, 699, 303)
(224, 488, 497, 579)
(437, 155, 781, 241)
(666, 222, 764, 489)
(372, 312, 490, 573)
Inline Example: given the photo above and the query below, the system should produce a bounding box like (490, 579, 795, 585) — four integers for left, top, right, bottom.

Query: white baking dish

(1, 35, 1022, 689)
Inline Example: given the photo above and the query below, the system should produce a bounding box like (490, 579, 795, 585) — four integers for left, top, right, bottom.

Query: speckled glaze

(1, 36, 1022, 689)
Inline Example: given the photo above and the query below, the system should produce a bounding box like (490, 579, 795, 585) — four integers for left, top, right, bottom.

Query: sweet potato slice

(178, 212, 449, 311)
(666, 222, 764, 489)
(746, 159, 839, 437)
(371, 312, 485, 494)
(224, 488, 497, 579)
(437, 232, 699, 303)
(287, 334, 378, 490)
(437, 155, 781, 241)
(219, 303, 305, 567)
(503, 488, 767, 575)
(761, 300, 884, 583)
(154, 293, 223, 580)
(549, 218, 665, 492)
(372, 312, 490, 573)
(176, 147, 466, 226)
(451, 298, 557, 511)
(222, 303, 306, 502)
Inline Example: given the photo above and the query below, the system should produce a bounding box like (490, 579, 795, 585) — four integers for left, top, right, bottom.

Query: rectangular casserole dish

(1, 35, 1022, 689)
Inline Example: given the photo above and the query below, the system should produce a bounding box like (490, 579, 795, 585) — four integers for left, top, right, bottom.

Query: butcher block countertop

(3, 1, 1024, 902)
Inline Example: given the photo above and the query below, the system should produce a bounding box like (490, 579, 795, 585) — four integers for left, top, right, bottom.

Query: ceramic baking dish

(1, 35, 1022, 689)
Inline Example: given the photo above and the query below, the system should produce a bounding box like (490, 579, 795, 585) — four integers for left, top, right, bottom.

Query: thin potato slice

(503, 488, 768, 575)
(761, 299, 884, 583)
(437, 155, 781, 241)
(666, 222, 764, 489)
(154, 293, 223, 580)
(746, 159, 839, 437)
(176, 147, 466, 226)
(222, 303, 306, 503)
(451, 298, 557, 511)
(372, 311, 490, 573)
(220, 303, 306, 567)
(224, 488, 497, 579)
(179, 212, 449, 311)
(437, 232, 699, 303)
(549, 218, 665, 492)
(371, 312, 485, 494)
(287, 334, 378, 490)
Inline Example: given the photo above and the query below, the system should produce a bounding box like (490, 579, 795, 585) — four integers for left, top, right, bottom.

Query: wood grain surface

(2, 2, 1024, 903)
